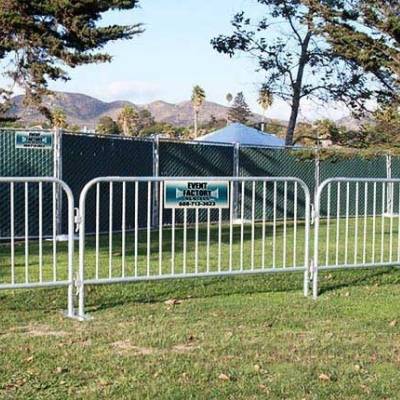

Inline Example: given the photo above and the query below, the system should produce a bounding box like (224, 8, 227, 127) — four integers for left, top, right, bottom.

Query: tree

(191, 85, 206, 136)
(96, 116, 120, 135)
(302, 0, 400, 102)
(118, 106, 140, 136)
(228, 92, 252, 124)
(137, 109, 155, 134)
(225, 93, 233, 123)
(211, 0, 371, 146)
(258, 85, 273, 129)
(51, 108, 67, 129)
(0, 1, 143, 119)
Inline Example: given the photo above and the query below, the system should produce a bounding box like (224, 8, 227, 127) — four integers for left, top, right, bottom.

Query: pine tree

(228, 92, 252, 124)
(0, 1, 143, 119)
(303, 0, 399, 102)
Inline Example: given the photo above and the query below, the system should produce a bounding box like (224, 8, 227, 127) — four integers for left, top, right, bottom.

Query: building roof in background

(195, 123, 287, 147)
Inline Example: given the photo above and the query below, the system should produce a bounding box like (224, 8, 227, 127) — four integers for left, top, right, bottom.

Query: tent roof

(195, 123, 286, 147)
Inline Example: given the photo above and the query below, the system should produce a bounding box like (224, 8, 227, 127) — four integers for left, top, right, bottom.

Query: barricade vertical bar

(251, 181, 255, 269)
(122, 182, 126, 277)
(372, 182, 377, 263)
(325, 183, 331, 267)
(261, 182, 266, 269)
(206, 209, 210, 273)
(362, 182, 368, 264)
(10, 182, 15, 284)
(108, 182, 113, 279)
(95, 183, 100, 280)
(344, 182, 350, 265)
(229, 181, 234, 271)
(389, 186, 394, 262)
(195, 209, 199, 274)
(293, 182, 298, 268)
(134, 181, 138, 277)
(397, 184, 400, 262)
(52, 182, 57, 281)
(272, 182, 277, 268)
(25, 182, 29, 283)
(159, 181, 163, 276)
(240, 181, 245, 271)
(171, 208, 175, 274)
(335, 182, 341, 266)
(147, 182, 151, 276)
(354, 182, 359, 264)
(283, 181, 287, 268)
(183, 208, 187, 274)
(218, 208, 222, 272)
(381, 183, 385, 263)
(39, 182, 43, 282)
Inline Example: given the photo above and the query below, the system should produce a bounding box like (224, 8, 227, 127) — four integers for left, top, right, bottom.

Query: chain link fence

(2, 128, 399, 237)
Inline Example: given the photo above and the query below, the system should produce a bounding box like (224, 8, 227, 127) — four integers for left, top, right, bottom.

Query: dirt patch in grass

(12, 324, 70, 338)
(111, 340, 199, 356)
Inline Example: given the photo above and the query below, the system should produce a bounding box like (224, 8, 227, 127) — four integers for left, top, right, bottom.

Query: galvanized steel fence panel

(313, 178, 400, 299)
(77, 176, 311, 319)
(0, 177, 75, 317)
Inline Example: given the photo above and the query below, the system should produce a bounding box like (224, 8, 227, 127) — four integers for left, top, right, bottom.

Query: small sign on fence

(15, 131, 53, 149)
(164, 180, 229, 208)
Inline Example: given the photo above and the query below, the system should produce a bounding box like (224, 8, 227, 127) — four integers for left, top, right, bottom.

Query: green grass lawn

(1, 219, 400, 399)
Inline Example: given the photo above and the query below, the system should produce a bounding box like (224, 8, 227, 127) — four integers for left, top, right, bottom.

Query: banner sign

(15, 131, 53, 149)
(164, 180, 229, 209)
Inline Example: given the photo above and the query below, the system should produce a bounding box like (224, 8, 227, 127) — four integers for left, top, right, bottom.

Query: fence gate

(313, 178, 400, 298)
(0, 177, 75, 317)
(77, 176, 311, 318)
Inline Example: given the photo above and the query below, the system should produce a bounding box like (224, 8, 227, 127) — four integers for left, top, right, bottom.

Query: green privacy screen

(61, 133, 154, 234)
(239, 146, 315, 220)
(0, 130, 54, 237)
(0, 129, 395, 237)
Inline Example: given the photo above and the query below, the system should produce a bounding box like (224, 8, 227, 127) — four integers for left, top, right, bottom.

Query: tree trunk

(285, 31, 312, 147)
(194, 110, 198, 136)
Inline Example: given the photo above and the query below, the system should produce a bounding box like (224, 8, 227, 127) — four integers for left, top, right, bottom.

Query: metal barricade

(77, 176, 311, 319)
(0, 177, 75, 317)
(313, 178, 400, 298)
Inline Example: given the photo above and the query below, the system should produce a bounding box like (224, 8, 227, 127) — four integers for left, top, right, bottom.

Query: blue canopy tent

(195, 122, 288, 147)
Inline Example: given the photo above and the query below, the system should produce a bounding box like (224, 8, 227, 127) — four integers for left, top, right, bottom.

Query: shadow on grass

(317, 267, 400, 296)
(85, 272, 305, 313)
(1, 267, 399, 315)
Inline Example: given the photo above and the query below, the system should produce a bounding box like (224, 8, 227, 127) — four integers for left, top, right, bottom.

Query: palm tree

(117, 105, 139, 136)
(51, 108, 67, 129)
(191, 85, 206, 137)
(226, 93, 233, 124)
(258, 85, 273, 131)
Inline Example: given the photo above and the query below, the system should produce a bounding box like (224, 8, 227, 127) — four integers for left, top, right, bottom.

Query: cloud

(100, 80, 162, 103)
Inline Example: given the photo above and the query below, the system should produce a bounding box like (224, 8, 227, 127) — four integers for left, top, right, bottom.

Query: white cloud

(99, 80, 162, 103)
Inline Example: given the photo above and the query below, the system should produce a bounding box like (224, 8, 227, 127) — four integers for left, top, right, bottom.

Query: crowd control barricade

(77, 176, 311, 319)
(313, 178, 400, 298)
(0, 177, 75, 317)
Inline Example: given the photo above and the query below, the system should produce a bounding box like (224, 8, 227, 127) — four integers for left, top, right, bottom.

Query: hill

(8, 91, 266, 129)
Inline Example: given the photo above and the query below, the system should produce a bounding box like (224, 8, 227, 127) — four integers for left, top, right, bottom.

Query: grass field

(1, 220, 400, 399)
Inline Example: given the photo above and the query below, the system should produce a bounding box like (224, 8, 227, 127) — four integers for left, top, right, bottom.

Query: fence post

(152, 135, 160, 228)
(233, 142, 240, 220)
(53, 127, 63, 236)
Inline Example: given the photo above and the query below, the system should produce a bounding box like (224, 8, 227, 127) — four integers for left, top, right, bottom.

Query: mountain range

(9, 91, 266, 129)
(8, 91, 365, 130)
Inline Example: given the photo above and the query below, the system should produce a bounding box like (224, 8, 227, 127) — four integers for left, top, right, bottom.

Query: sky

(2, 0, 350, 122)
